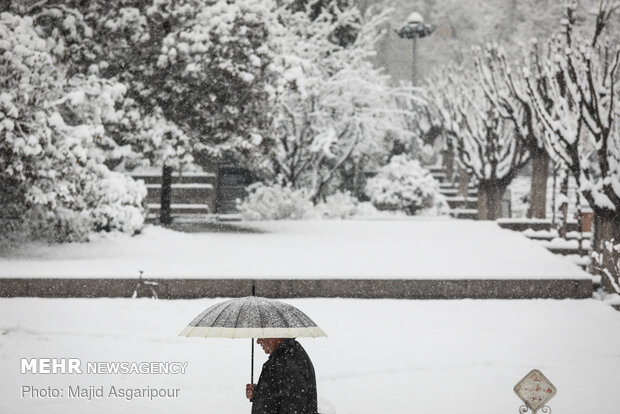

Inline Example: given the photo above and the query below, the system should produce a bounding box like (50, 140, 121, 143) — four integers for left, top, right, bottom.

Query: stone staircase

(497, 219, 592, 271)
(132, 166, 478, 222)
(430, 166, 593, 273)
(429, 166, 479, 219)
(131, 172, 217, 223)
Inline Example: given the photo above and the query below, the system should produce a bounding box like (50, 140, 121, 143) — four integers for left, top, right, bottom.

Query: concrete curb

(0, 278, 592, 299)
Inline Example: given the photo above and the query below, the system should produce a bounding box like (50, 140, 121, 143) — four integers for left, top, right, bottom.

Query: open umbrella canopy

(179, 296, 327, 339)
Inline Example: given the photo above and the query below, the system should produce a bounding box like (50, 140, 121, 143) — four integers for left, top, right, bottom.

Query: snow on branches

(425, 67, 529, 219)
(268, 4, 418, 201)
(525, 33, 619, 213)
(0, 13, 146, 241)
(156, 0, 276, 159)
(365, 155, 447, 215)
(523, 1, 620, 291)
(471, 42, 555, 218)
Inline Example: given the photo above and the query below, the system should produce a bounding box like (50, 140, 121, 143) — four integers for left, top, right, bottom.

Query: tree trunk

(160, 164, 173, 225)
(526, 147, 550, 219)
(457, 164, 469, 197)
(443, 138, 455, 182)
(551, 167, 558, 226)
(476, 179, 508, 220)
(353, 158, 366, 200)
(592, 208, 620, 293)
(557, 170, 569, 238)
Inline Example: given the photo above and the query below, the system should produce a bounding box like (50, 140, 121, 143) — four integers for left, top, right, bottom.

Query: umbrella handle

(250, 338, 254, 403)
(250, 284, 255, 403)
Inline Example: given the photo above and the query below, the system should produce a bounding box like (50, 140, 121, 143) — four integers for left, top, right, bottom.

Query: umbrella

(179, 293, 326, 387)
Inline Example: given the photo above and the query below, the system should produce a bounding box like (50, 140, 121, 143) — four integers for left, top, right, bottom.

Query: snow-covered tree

(155, 0, 277, 160)
(10, 0, 276, 168)
(268, 4, 417, 201)
(472, 43, 554, 219)
(525, 0, 620, 291)
(425, 68, 529, 219)
(104, 100, 194, 171)
(3, 0, 199, 171)
(0, 13, 146, 241)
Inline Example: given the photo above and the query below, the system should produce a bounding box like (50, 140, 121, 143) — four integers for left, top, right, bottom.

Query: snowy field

(1, 298, 619, 414)
(0, 219, 589, 279)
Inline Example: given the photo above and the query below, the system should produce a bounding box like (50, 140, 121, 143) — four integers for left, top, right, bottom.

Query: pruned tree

(426, 68, 530, 219)
(472, 43, 553, 218)
(525, 0, 620, 291)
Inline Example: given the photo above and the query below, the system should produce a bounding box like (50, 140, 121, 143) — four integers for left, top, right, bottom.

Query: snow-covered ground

(0, 219, 590, 279)
(1, 298, 619, 414)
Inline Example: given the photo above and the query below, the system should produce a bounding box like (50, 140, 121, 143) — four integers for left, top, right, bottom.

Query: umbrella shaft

(250, 338, 254, 403)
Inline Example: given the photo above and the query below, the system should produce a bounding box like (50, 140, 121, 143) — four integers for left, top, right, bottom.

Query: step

(144, 183, 215, 204)
(217, 202, 241, 213)
(439, 188, 478, 197)
(446, 197, 478, 210)
(429, 166, 447, 175)
(497, 219, 580, 232)
(523, 229, 592, 241)
(131, 172, 216, 185)
(449, 208, 478, 219)
(215, 214, 243, 222)
(546, 246, 591, 256)
(564, 254, 591, 270)
(439, 183, 477, 190)
(147, 203, 211, 215)
(430, 172, 447, 183)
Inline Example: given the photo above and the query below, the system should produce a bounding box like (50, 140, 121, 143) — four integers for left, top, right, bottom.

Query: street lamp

(396, 12, 436, 86)
(396, 12, 436, 159)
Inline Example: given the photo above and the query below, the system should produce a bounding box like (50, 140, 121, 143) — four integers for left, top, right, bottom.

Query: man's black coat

(252, 339, 318, 414)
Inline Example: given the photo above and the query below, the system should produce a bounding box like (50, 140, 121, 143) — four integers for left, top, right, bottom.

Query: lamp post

(396, 12, 435, 158)
(396, 12, 436, 86)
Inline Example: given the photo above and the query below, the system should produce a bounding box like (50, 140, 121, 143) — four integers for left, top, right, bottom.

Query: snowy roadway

(1, 298, 619, 414)
(0, 219, 590, 279)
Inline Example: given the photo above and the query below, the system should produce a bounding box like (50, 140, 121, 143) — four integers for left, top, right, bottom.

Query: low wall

(0, 278, 592, 299)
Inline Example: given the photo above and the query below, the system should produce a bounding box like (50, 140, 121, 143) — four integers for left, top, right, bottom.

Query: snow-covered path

(1, 298, 619, 414)
(0, 219, 589, 279)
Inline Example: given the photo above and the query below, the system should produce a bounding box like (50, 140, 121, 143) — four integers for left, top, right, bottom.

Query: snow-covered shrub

(20, 167, 147, 243)
(239, 184, 383, 220)
(88, 170, 147, 234)
(238, 182, 314, 220)
(418, 143, 439, 166)
(315, 191, 360, 219)
(315, 191, 380, 219)
(366, 155, 447, 215)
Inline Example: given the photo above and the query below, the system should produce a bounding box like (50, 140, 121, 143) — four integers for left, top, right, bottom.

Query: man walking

(246, 337, 318, 414)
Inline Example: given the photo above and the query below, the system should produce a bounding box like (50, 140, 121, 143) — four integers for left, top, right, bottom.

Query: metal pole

(411, 37, 419, 158)
(412, 37, 417, 86)
(250, 283, 256, 402)
(160, 164, 173, 225)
